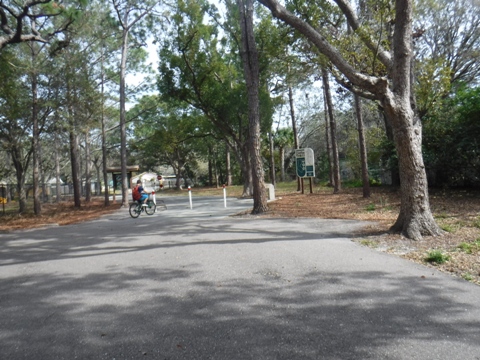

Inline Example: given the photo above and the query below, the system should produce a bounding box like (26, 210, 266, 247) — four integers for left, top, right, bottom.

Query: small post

(151, 191, 156, 213)
(309, 177, 313, 194)
(188, 186, 192, 209)
(223, 184, 227, 208)
(1, 185, 5, 214)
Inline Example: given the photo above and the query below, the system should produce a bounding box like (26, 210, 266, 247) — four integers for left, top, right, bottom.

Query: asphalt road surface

(1, 196, 480, 360)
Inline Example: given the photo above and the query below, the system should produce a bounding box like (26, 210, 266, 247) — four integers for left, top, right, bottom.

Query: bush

(425, 250, 450, 264)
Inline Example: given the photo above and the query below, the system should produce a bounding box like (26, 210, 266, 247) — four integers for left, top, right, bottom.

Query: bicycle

(129, 198, 156, 218)
(129, 195, 167, 218)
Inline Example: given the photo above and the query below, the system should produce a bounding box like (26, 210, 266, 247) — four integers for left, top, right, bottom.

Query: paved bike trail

(1, 196, 479, 359)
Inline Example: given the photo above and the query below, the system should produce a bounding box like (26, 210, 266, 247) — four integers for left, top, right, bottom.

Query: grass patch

(457, 240, 480, 254)
(440, 224, 455, 233)
(359, 239, 378, 248)
(462, 273, 474, 281)
(365, 203, 376, 212)
(425, 250, 450, 264)
(457, 242, 474, 254)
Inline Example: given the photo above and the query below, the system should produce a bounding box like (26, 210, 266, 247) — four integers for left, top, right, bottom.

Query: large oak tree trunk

(383, 98, 441, 240)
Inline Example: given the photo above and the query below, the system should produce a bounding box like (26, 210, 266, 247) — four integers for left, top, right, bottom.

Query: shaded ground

(1, 186, 479, 285)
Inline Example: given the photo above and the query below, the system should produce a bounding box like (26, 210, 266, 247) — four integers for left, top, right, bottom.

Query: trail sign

(295, 148, 315, 178)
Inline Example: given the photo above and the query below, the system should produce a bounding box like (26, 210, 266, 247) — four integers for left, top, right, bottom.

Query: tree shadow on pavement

(1, 264, 479, 359)
(1, 215, 480, 359)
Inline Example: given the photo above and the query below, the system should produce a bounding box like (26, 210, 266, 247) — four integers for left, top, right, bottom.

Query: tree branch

(256, 0, 388, 98)
(0, 0, 73, 50)
(332, 0, 392, 69)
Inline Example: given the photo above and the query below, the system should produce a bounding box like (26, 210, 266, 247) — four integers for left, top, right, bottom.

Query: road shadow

(1, 265, 479, 359)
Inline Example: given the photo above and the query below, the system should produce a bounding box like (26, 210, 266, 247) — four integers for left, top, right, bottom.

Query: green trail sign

(295, 148, 315, 178)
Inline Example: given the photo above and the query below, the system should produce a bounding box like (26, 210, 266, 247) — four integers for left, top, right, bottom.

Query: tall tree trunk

(226, 144, 232, 186)
(323, 86, 334, 186)
(112, 1, 155, 206)
(67, 80, 81, 208)
(175, 164, 182, 189)
(30, 43, 41, 215)
(93, 160, 101, 196)
(385, 0, 441, 239)
(213, 147, 219, 188)
(354, 94, 370, 198)
(119, 25, 129, 208)
(85, 130, 91, 202)
(322, 68, 341, 193)
(288, 86, 300, 190)
(269, 132, 275, 185)
(55, 130, 61, 203)
(238, 0, 267, 213)
(208, 146, 213, 186)
(101, 47, 110, 206)
(280, 146, 285, 181)
(241, 148, 253, 197)
(40, 145, 46, 203)
(69, 129, 81, 207)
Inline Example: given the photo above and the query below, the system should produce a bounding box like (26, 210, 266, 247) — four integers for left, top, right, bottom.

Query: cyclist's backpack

(132, 185, 141, 201)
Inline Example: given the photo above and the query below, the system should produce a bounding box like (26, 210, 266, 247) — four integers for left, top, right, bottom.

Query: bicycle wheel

(145, 201, 156, 215)
(129, 202, 141, 218)
(156, 199, 167, 211)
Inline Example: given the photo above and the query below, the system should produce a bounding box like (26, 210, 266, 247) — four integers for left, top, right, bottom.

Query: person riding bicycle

(133, 180, 149, 206)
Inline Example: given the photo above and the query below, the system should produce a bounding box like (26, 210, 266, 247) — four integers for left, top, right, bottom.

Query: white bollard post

(223, 184, 227, 208)
(188, 186, 192, 209)
(151, 191, 156, 213)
